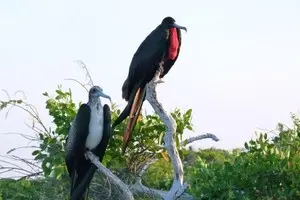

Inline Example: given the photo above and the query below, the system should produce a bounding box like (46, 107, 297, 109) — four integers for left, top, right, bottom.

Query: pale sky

(1, 0, 300, 163)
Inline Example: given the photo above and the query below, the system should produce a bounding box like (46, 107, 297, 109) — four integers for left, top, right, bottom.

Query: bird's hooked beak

(97, 91, 112, 103)
(171, 23, 187, 32)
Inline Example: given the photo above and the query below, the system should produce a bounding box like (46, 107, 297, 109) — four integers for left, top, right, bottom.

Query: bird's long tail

(122, 87, 146, 154)
(70, 165, 97, 200)
(112, 82, 146, 128)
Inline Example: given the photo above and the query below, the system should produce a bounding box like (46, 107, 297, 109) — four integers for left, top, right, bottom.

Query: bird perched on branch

(65, 86, 112, 200)
(112, 16, 187, 154)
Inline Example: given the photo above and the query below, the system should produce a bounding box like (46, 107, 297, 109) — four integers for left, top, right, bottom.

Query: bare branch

(0, 132, 37, 141)
(180, 133, 219, 146)
(1, 89, 11, 100)
(0, 153, 42, 180)
(85, 151, 134, 200)
(18, 171, 43, 180)
(1, 95, 50, 136)
(146, 70, 188, 200)
(13, 90, 27, 101)
(64, 78, 89, 92)
(135, 155, 158, 185)
(6, 145, 39, 154)
(73, 60, 94, 87)
(137, 157, 158, 178)
(86, 151, 194, 200)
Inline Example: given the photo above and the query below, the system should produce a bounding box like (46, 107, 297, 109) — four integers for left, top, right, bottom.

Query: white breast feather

(85, 105, 104, 150)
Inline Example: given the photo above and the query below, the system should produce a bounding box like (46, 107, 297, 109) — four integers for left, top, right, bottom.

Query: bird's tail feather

(122, 86, 146, 154)
(70, 164, 96, 200)
(111, 99, 134, 130)
(112, 83, 144, 129)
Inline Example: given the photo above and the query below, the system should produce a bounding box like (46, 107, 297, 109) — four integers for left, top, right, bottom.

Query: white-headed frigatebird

(112, 16, 187, 154)
(65, 86, 112, 200)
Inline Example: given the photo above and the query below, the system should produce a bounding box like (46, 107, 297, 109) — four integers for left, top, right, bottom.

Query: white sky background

(0, 0, 300, 172)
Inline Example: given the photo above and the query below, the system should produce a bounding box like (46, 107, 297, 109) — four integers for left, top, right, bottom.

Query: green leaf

(244, 142, 249, 150)
(32, 150, 40, 156)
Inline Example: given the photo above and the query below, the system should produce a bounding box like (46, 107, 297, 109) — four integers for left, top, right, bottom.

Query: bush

(187, 115, 300, 199)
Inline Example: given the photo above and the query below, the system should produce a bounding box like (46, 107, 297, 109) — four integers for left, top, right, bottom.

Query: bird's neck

(87, 97, 102, 110)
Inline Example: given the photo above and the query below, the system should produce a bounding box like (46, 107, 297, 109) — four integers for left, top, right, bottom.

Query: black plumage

(65, 86, 112, 200)
(112, 16, 187, 153)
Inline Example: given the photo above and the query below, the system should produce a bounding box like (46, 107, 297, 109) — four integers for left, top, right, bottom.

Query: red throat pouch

(168, 28, 179, 60)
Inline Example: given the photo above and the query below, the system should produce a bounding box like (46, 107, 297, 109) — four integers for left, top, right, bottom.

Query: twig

(0, 132, 37, 141)
(6, 145, 39, 154)
(64, 78, 89, 92)
(73, 60, 94, 87)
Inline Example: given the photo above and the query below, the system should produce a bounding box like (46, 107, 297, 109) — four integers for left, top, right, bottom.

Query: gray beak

(171, 23, 187, 32)
(98, 91, 112, 103)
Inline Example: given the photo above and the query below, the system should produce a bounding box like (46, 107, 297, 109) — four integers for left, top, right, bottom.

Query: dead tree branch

(181, 133, 219, 147)
(145, 71, 190, 200)
(86, 151, 135, 200)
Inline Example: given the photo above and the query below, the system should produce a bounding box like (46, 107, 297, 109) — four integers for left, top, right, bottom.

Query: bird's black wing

(65, 104, 91, 198)
(123, 26, 169, 100)
(65, 103, 91, 175)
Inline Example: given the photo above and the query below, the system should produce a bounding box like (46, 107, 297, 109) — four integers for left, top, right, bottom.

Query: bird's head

(89, 86, 111, 102)
(161, 16, 187, 32)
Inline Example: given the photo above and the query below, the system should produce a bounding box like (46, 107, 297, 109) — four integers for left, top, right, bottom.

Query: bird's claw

(154, 79, 165, 84)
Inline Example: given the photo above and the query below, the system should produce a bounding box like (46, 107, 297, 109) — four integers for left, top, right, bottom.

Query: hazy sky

(1, 0, 300, 162)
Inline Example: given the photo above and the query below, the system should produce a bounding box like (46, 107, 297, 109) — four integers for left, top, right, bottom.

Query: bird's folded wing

(66, 104, 91, 159)
(127, 27, 169, 81)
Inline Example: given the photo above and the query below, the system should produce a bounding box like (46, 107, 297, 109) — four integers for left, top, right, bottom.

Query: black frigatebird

(65, 86, 112, 200)
(112, 16, 187, 153)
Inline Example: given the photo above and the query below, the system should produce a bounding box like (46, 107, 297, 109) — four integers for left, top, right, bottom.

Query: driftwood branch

(145, 71, 189, 200)
(86, 151, 134, 200)
(87, 151, 196, 200)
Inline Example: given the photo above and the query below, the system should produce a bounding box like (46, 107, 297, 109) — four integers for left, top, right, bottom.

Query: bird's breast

(86, 107, 104, 150)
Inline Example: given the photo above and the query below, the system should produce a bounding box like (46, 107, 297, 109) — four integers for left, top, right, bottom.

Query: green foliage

(0, 179, 42, 200)
(184, 148, 235, 165)
(143, 159, 173, 190)
(0, 85, 195, 199)
(31, 86, 78, 179)
(23, 86, 194, 183)
(3, 83, 300, 200)
(187, 115, 300, 199)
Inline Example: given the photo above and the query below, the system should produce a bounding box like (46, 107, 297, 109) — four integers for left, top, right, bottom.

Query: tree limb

(136, 156, 158, 184)
(85, 151, 134, 200)
(181, 133, 219, 146)
(145, 70, 188, 200)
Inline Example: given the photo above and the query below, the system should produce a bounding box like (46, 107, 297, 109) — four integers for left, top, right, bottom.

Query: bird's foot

(154, 79, 165, 84)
